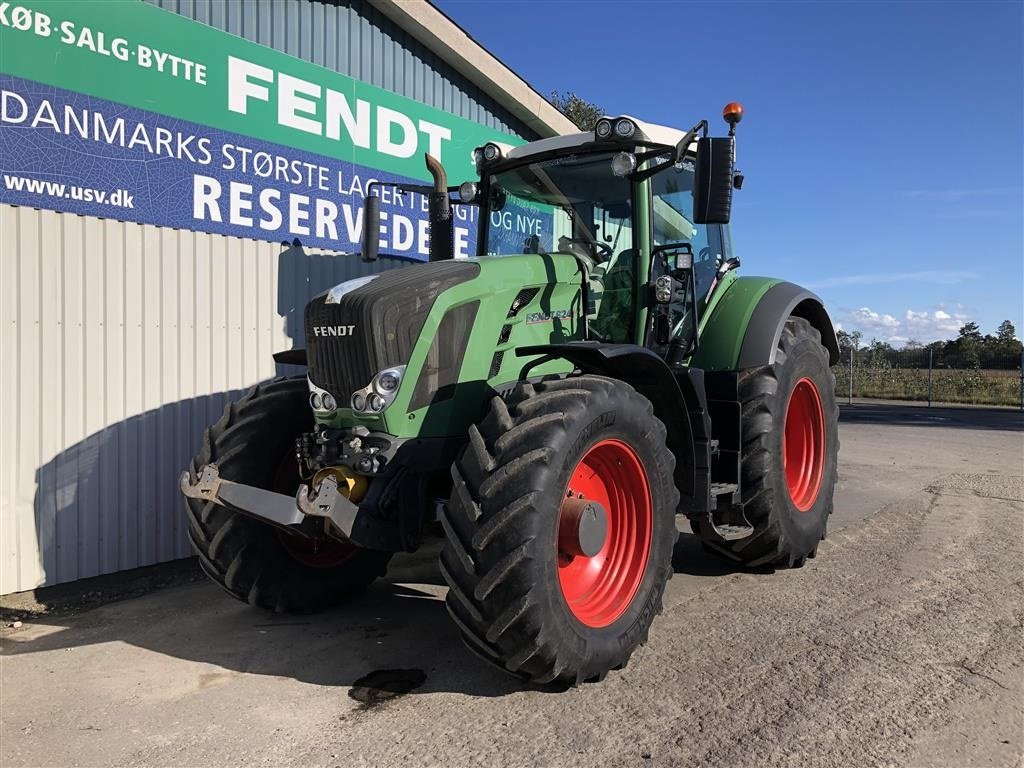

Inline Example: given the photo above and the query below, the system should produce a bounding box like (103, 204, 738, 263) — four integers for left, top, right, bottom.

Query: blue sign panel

(0, 74, 483, 259)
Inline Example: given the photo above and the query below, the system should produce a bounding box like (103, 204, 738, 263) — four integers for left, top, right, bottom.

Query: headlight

(458, 181, 478, 204)
(614, 118, 636, 139)
(482, 143, 501, 162)
(309, 392, 322, 410)
(472, 147, 484, 169)
(595, 118, 613, 139)
(376, 370, 401, 392)
(611, 152, 637, 177)
(349, 365, 405, 414)
(321, 393, 337, 411)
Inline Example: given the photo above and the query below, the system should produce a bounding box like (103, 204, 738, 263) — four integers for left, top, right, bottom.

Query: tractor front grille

(304, 261, 479, 401)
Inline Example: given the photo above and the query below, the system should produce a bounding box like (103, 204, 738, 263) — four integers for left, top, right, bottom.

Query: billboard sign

(0, 0, 551, 257)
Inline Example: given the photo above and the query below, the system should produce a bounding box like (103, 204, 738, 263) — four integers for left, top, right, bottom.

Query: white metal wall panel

(0, 204, 404, 594)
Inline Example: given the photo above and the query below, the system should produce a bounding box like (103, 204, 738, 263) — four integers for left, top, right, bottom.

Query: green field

(832, 365, 1022, 408)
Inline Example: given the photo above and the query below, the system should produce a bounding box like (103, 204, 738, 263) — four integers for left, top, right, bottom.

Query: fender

(693, 278, 840, 371)
(516, 342, 712, 514)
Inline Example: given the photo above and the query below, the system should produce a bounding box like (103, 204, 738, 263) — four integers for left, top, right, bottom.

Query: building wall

(0, 0, 537, 594)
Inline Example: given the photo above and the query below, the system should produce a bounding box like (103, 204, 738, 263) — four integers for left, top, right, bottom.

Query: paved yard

(2, 404, 1022, 767)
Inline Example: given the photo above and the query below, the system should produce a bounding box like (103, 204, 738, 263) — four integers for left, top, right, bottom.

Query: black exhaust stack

(361, 193, 380, 262)
(425, 153, 453, 262)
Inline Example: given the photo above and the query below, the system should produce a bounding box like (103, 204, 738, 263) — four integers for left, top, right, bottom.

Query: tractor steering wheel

(558, 237, 613, 263)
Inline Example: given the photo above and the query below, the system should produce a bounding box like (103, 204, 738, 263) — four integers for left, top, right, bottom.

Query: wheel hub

(558, 497, 609, 558)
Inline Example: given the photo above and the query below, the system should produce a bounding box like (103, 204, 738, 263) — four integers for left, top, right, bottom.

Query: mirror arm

(673, 120, 708, 163)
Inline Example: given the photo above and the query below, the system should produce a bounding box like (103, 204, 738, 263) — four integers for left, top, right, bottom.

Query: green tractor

(181, 103, 839, 685)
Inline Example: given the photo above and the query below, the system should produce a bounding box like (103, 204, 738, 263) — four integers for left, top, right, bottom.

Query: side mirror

(692, 136, 735, 224)
(361, 194, 380, 262)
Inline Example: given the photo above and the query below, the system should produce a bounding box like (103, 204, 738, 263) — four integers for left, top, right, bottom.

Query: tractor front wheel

(183, 377, 392, 612)
(696, 316, 839, 567)
(440, 375, 679, 685)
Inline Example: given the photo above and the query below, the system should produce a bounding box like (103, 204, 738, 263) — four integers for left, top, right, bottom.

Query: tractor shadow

(2, 529, 743, 698)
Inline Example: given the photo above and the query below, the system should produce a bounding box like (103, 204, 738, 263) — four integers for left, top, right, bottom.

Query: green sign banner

(0, 0, 520, 182)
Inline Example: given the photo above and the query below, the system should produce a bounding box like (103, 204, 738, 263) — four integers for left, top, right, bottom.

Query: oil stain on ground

(348, 668, 427, 710)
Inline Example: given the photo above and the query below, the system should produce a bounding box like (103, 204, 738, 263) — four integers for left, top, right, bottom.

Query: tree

(955, 322, 982, 368)
(997, 320, 1017, 343)
(836, 328, 862, 351)
(904, 339, 923, 349)
(957, 321, 983, 342)
(550, 91, 604, 131)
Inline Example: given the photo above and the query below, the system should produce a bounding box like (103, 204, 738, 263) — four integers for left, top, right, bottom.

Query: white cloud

(805, 270, 979, 289)
(841, 305, 971, 345)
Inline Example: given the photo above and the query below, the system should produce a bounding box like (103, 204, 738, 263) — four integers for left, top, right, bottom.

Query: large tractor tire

(184, 377, 391, 612)
(696, 316, 838, 567)
(440, 375, 679, 685)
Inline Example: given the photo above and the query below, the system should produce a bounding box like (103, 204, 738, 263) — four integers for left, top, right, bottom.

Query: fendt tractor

(182, 103, 840, 685)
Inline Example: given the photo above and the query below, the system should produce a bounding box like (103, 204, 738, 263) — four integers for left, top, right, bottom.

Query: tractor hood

(305, 253, 585, 437)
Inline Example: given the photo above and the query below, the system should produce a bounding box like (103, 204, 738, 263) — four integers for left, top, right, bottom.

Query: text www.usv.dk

(3, 175, 135, 208)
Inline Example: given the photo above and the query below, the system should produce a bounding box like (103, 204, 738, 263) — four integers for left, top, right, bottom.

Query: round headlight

(309, 392, 322, 410)
(614, 118, 636, 139)
(595, 119, 613, 139)
(458, 182, 478, 204)
(483, 143, 501, 162)
(377, 371, 400, 392)
(472, 147, 484, 168)
(351, 393, 366, 411)
(321, 393, 337, 411)
(368, 393, 386, 412)
(611, 151, 637, 177)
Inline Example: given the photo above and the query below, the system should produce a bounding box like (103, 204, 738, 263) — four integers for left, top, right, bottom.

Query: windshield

(482, 152, 634, 263)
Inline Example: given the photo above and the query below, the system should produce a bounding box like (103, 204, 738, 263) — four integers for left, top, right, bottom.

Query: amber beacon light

(722, 102, 744, 135)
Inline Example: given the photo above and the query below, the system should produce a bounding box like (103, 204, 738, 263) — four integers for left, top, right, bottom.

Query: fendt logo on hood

(312, 325, 356, 337)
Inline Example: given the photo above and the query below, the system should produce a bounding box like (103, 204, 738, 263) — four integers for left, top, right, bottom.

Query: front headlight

(350, 366, 406, 413)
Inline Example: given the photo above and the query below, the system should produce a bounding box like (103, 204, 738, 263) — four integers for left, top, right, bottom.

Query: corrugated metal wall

(1, 0, 539, 594)
(145, 0, 533, 138)
(0, 204, 405, 593)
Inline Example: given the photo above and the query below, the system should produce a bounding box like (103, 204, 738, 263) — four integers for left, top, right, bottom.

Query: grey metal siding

(145, 0, 536, 139)
(0, 203, 405, 594)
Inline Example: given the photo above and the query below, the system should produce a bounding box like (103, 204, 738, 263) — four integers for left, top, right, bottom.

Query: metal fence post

(928, 348, 933, 408)
(848, 346, 854, 405)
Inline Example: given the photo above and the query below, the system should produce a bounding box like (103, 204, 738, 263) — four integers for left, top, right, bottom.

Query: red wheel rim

(783, 377, 826, 512)
(557, 439, 652, 628)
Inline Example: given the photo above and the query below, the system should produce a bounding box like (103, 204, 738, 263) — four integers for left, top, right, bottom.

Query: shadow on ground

(0, 531, 742, 698)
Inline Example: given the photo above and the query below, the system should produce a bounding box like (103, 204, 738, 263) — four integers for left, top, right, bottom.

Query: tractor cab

(455, 108, 743, 370)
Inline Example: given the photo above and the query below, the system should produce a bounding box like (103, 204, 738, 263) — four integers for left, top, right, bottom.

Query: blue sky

(437, 0, 1023, 345)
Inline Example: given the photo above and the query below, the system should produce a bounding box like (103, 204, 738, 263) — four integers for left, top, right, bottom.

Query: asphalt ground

(2, 403, 1022, 768)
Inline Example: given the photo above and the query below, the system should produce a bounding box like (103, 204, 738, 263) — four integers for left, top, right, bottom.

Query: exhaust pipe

(425, 153, 453, 262)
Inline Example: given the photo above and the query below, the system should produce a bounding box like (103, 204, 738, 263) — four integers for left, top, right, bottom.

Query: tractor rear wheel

(696, 316, 838, 567)
(184, 377, 391, 612)
(440, 375, 679, 685)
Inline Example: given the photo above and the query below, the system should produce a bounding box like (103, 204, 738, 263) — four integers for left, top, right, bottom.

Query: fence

(832, 347, 1024, 409)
